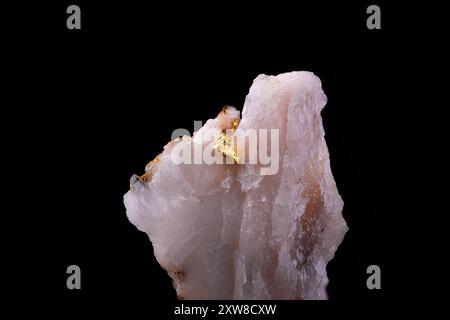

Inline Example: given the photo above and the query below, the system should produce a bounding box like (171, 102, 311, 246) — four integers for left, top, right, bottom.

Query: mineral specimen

(124, 71, 347, 299)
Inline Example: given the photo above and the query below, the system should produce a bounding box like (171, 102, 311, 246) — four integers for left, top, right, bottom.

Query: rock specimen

(124, 71, 347, 299)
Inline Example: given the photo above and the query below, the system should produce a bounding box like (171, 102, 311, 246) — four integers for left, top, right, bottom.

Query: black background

(1, 0, 447, 308)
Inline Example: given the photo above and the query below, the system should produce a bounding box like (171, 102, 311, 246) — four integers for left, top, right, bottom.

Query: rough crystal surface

(124, 71, 348, 300)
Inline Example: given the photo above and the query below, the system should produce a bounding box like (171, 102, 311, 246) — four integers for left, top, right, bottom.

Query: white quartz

(124, 71, 347, 300)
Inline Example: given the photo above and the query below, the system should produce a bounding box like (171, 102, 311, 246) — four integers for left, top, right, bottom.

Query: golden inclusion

(212, 118, 240, 164)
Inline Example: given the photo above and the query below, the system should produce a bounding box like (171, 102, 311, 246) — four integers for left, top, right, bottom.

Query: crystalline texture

(124, 71, 347, 299)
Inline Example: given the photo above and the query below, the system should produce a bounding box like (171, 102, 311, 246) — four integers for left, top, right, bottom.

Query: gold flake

(212, 131, 239, 164)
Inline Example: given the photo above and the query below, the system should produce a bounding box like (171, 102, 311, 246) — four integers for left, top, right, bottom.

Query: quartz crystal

(124, 71, 348, 300)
